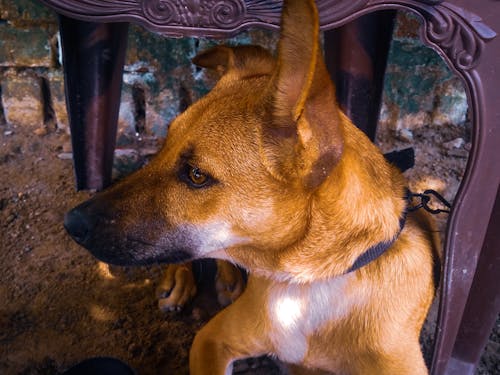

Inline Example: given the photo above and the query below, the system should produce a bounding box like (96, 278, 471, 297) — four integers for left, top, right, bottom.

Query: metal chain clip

(408, 189, 451, 214)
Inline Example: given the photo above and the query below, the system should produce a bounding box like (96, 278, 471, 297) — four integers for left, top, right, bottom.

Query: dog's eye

(189, 167, 208, 185)
(186, 165, 210, 188)
(178, 162, 216, 189)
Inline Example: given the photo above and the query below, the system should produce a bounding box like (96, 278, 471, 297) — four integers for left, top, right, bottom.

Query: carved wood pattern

(37, 0, 284, 37)
(140, 0, 247, 28)
(38, 0, 496, 72)
(381, 1, 497, 71)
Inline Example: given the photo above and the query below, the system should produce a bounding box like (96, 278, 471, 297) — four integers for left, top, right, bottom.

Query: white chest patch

(267, 274, 358, 363)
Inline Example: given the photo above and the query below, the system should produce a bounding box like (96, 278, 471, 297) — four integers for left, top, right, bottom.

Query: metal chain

(408, 189, 451, 214)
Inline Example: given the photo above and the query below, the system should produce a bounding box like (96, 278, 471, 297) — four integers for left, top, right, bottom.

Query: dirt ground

(0, 118, 498, 374)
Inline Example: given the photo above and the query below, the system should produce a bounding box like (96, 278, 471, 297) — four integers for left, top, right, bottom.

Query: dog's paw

(156, 263, 197, 312)
(215, 260, 245, 307)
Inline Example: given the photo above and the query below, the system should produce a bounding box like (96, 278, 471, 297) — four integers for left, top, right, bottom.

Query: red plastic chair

(36, 1, 500, 374)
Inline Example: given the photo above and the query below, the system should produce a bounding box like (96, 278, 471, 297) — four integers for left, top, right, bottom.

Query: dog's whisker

(125, 235, 155, 247)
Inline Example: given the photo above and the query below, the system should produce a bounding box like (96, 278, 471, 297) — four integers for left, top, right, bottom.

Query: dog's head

(66, 0, 390, 277)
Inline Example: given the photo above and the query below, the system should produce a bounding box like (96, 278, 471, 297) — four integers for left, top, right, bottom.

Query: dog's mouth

(85, 244, 194, 267)
(67, 229, 194, 267)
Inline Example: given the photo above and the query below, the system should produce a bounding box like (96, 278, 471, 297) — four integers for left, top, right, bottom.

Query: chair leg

(58, 16, 129, 191)
(443, 188, 500, 375)
(323, 11, 396, 141)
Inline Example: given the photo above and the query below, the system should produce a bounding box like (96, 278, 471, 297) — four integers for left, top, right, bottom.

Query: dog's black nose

(64, 207, 93, 245)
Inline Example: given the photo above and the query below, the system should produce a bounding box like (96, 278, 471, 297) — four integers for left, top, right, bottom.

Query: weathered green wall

(380, 12, 467, 140)
(0, 0, 467, 143)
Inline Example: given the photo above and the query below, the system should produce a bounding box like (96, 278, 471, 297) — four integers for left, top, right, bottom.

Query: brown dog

(64, 0, 440, 373)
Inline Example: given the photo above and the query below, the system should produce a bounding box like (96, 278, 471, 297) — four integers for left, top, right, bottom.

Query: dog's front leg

(156, 263, 197, 311)
(215, 260, 245, 307)
(189, 278, 271, 375)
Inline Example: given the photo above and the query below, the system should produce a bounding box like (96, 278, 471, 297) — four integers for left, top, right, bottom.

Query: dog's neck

(345, 204, 408, 274)
(270, 120, 409, 283)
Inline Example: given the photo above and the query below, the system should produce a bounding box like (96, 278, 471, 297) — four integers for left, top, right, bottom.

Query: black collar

(345, 192, 409, 274)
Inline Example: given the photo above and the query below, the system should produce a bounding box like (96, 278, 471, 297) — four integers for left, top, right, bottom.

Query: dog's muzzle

(64, 199, 193, 266)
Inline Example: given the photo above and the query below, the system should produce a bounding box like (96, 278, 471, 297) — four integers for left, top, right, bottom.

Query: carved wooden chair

(36, 1, 500, 374)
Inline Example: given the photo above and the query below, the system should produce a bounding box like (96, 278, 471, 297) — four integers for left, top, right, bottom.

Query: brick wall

(0, 0, 60, 130)
(0, 0, 467, 144)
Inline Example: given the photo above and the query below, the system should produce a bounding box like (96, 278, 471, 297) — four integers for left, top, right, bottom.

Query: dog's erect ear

(192, 45, 274, 79)
(261, 0, 343, 190)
